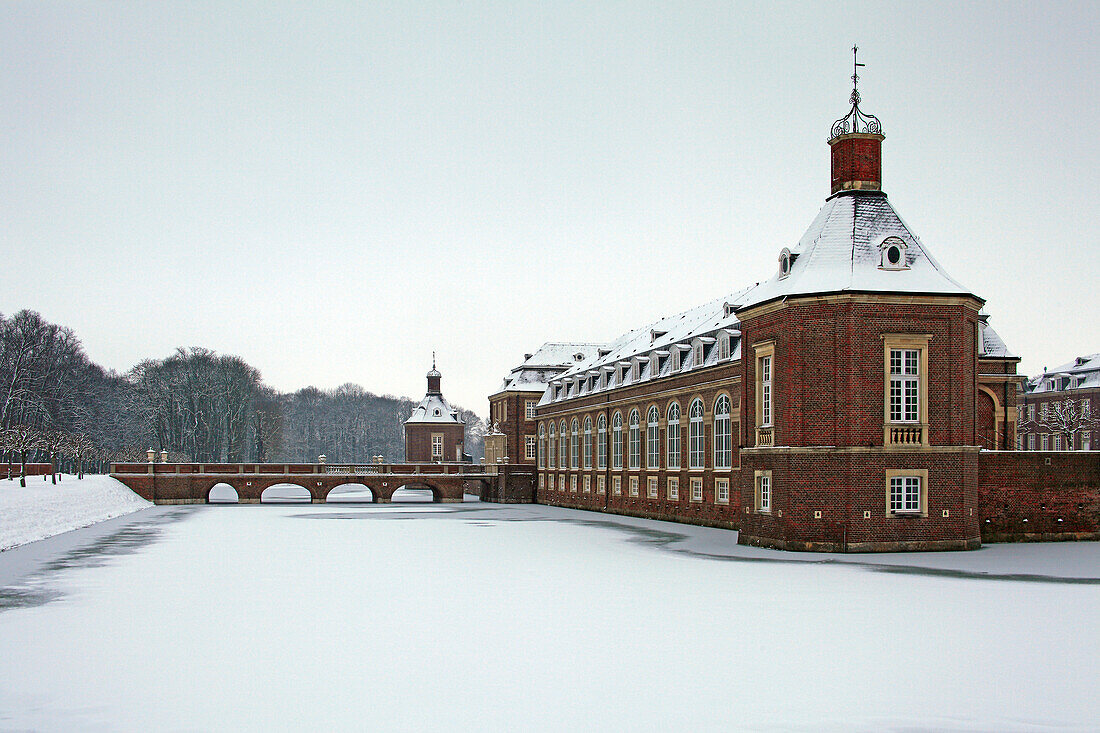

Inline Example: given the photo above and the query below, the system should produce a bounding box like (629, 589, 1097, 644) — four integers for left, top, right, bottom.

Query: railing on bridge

(110, 462, 491, 476)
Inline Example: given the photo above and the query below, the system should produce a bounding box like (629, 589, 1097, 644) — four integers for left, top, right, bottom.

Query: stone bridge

(109, 462, 503, 504)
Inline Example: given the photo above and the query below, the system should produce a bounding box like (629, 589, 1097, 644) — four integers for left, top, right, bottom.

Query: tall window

(537, 424, 545, 469)
(718, 334, 730, 360)
(583, 417, 592, 468)
(693, 341, 704, 367)
(525, 400, 536, 420)
(559, 420, 567, 468)
(570, 419, 579, 469)
(525, 435, 536, 460)
(431, 434, 443, 460)
(597, 414, 607, 469)
(646, 407, 660, 469)
(689, 399, 705, 468)
(548, 423, 556, 469)
(756, 472, 771, 512)
(890, 349, 920, 422)
(666, 403, 681, 469)
(628, 409, 641, 469)
(612, 412, 623, 469)
(760, 355, 773, 427)
(714, 395, 731, 469)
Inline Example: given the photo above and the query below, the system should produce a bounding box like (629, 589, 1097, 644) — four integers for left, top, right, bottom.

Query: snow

(405, 392, 464, 423)
(0, 474, 151, 552)
(739, 190, 974, 310)
(495, 342, 606, 395)
(0, 502, 1097, 730)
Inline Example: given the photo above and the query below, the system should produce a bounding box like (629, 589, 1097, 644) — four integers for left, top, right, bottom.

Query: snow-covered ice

(0, 473, 151, 551)
(0, 501, 1097, 731)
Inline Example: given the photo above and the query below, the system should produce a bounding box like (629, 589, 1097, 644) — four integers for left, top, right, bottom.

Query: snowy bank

(0, 474, 152, 551)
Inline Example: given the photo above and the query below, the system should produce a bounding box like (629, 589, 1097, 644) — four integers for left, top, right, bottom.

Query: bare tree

(7, 425, 43, 487)
(1020, 398, 1098, 450)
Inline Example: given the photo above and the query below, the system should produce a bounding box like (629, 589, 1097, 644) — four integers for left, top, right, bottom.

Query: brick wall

(978, 451, 1100, 541)
(404, 424, 466, 463)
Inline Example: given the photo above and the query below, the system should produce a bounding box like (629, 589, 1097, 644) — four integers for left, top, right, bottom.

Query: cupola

(828, 46, 884, 195)
(426, 352, 442, 394)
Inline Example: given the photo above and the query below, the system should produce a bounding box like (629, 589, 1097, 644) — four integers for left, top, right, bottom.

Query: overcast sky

(2, 1, 1097, 414)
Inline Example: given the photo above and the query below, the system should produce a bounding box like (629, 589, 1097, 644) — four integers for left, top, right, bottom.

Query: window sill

(887, 511, 927, 518)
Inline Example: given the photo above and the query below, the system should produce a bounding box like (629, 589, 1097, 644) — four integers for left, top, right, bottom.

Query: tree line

(0, 310, 486, 481)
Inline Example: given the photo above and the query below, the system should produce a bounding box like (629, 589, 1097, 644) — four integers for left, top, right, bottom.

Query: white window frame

(612, 476, 622, 496)
(583, 475, 591, 493)
(583, 417, 592, 468)
(525, 400, 536, 420)
(525, 435, 536, 460)
(538, 424, 545, 468)
(431, 434, 443, 460)
(548, 424, 556, 468)
(689, 399, 705, 468)
(629, 476, 639, 497)
(713, 395, 732, 469)
(570, 474, 578, 493)
(597, 414, 607, 469)
(886, 470, 927, 516)
(666, 402, 681, 469)
(890, 348, 920, 423)
(690, 477, 702, 502)
(648, 476, 659, 499)
(760, 354, 773, 427)
(715, 478, 729, 504)
(612, 412, 623, 469)
(646, 406, 660, 469)
(755, 471, 772, 513)
(628, 409, 641, 470)
(559, 421, 567, 467)
(667, 477, 679, 501)
(597, 475, 606, 495)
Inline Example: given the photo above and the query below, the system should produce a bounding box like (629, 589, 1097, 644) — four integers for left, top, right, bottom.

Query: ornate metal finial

(432, 351, 436, 370)
(830, 44, 883, 141)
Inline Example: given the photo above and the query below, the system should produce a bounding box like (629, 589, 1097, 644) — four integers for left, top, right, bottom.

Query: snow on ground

(0, 474, 151, 551)
(0, 501, 1097, 731)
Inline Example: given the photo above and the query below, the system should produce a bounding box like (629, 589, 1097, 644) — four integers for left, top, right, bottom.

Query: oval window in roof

(879, 237, 909, 270)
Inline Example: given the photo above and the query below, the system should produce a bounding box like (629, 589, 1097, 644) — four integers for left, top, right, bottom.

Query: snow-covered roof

(495, 342, 605, 395)
(1027, 354, 1100, 393)
(738, 190, 976, 310)
(405, 393, 464, 424)
(980, 323, 1016, 359)
(539, 288, 751, 405)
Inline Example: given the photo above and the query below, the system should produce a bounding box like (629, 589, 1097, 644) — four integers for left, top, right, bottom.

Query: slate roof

(738, 190, 975, 310)
(1027, 354, 1100, 393)
(495, 343, 605, 395)
(405, 392, 464, 424)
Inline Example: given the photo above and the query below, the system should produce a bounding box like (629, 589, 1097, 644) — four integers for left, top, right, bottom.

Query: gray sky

(3, 1, 1097, 414)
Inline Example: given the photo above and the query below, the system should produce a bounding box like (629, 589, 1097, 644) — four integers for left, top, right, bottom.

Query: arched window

(612, 411, 623, 469)
(628, 409, 641, 470)
(647, 406, 660, 469)
(597, 414, 607, 469)
(667, 402, 681, 469)
(548, 423, 556, 469)
(714, 395, 731, 469)
(538, 423, 545, 469)
(689, 399, 705, 468)
(583, 417, 592, 469)
(571, 418, 579, 469)
(559, 420, 567, 468)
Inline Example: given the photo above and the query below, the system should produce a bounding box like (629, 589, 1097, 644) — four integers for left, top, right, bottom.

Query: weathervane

(829, 44, 882, 141)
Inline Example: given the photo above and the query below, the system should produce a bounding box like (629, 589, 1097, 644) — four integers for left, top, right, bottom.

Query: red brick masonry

(978, 451, 1100, 542)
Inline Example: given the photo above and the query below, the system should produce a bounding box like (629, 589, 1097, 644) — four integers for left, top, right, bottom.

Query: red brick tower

(735, 49, 986, 551)
(404, 355, 467, 463)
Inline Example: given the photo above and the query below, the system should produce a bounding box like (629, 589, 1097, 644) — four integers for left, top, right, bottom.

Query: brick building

(404, 358, 466, 463)
(486, 343, 603, 465)
(496, 59, 1096, 552)
(1018, 354, 1098, 451)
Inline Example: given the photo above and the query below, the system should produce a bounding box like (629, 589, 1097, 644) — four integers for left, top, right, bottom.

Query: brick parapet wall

(978, 451, 1100, 541)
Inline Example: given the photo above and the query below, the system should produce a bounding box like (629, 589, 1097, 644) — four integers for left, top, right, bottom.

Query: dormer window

(433, 408, 441, 416)
(671, 348, 681, 372)
(692, 339, 704, 368)
(631, 359, 641, 382)
(573, 353, 584, 362)
(723, 302, 735, 318)
(879, 236, 909, 270)
(718, 333, 731, 361)
(778, 248, 795, 279)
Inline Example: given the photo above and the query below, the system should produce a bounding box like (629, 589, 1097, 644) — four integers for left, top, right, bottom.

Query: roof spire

(830, 44, 882, 141)
(432, 351, 436, 371)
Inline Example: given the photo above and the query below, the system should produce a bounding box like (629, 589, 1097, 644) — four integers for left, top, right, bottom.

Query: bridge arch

(391, 482, 443, 503)
(260, 483, 312, 503)
(325, 482, 375, 503)
(207, 482, 239, 503)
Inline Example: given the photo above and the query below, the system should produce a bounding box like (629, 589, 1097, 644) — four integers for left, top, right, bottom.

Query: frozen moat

(1, 499, 1098, 731)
